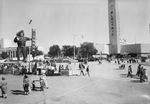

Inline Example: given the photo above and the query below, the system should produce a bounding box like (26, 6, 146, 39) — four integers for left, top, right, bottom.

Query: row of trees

(0, 42, 98, 60)
(48, 42, 98, 59)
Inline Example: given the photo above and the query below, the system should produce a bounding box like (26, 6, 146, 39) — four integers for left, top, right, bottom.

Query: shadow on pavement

(114, 68, 122, 70)
(11, 90, 24, 95)
(132, 75, 140, 79)
(130, 79, 140, 83)
(120, 74, 139, 79)
(32, 87, 43, 91)
(0, 96, 3, 98)
(120, 74, 128, 78)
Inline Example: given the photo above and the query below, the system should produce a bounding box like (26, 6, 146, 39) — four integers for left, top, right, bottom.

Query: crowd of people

(1, 56, 149, 99)
(109, 57, 149, 83)
(114, 58, 148, 83)
(0, 63, 29, 75)
(0, 59, 72, 76)
(0, 59, 91, 98)
(127, 64, 148, 83)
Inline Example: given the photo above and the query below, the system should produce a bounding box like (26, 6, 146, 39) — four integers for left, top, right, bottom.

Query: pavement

(0, 61, 150, 104)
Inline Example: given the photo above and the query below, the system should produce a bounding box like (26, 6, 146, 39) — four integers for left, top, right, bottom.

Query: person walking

(79, 62, 85, 76)
(143, 68, 148, 82)
(127, 65, 132, 78)
(0, 77, 7, 99)
(14, 30, 31, 62)
(136, 64, 141, 77)
(23, 74, 30, 95)
(85, 65, 90, 76)
(40, 74, 48, 89)
(140, 66, 144, 83)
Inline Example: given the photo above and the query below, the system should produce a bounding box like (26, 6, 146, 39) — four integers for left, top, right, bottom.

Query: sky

(0, 0, 150, 53)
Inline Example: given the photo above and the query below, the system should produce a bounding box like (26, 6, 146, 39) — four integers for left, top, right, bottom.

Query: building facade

(94, 43, 109, 54)
(0, 47, 17, 60)
(120, 43, 150, 57)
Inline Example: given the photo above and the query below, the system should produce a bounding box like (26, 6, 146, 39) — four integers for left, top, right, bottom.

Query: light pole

(29, 19, 32, 72)
(73, 34, 76, 75)
(72, 34, 84, 75)
(9, 47, 11, 60)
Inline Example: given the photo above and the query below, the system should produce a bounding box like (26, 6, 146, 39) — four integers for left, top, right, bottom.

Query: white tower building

(108, 0, 120, 54)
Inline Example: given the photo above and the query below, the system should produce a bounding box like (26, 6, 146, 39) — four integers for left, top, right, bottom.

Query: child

(0, 77, 7, 99)
(32, 81, 36, 90)
(23, 74, 29, 95)
(40, 74, 48, 89)
(40, 77, 44, 91)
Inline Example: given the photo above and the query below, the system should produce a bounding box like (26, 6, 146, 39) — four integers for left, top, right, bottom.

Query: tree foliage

(27, 47, 44, 58)
(1, 52, 9, 59)
(48, 45, 61, 57)
(80, 42, 98, 58)
(62, 45, 78, 57)
(36, 50, 44, 56)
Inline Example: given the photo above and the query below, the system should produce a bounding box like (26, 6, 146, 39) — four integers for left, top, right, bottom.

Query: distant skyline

(0, 0, 150, 53)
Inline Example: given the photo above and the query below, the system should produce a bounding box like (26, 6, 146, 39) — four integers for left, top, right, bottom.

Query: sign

(110, 3, 115, 36)
(31, 29, 36, 52)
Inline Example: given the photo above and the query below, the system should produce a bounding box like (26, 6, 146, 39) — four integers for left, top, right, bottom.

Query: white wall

(0, 38, 11, 48)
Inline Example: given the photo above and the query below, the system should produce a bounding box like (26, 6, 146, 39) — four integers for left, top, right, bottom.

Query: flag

(29, 20, 32, 24)
(81, 35, 84, 38)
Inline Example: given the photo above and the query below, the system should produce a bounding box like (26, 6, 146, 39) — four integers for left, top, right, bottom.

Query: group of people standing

(23, 73, 48, 95)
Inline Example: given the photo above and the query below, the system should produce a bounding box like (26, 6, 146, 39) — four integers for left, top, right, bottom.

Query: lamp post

(73, 34, 76, 75)
(9, 47, 11, 60)
(29, 19, 32, 72)
(72, 34, 84, 75)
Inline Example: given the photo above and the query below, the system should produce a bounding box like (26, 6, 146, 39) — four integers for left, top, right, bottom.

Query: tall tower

(108, 0, 120, 54)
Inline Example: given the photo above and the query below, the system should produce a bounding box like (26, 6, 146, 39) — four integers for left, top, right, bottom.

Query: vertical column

(108, 0, 120, 54)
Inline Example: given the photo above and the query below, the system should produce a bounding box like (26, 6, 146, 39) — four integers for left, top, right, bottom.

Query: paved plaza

(0, 61, 150, 104)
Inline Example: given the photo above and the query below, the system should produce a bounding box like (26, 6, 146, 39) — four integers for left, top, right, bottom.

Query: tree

(80, 42, 98, 58)
(27, 46, 44, 58)
(36, 50, 44, 56)
(62, 45, 78, 57)
(1, 52, 9, 59)
(48, 45, 61, 57)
